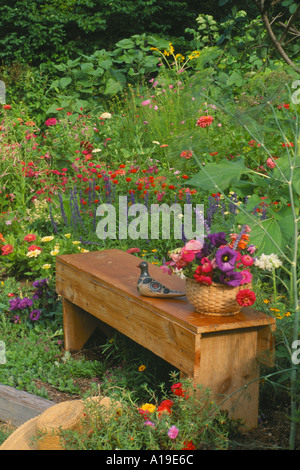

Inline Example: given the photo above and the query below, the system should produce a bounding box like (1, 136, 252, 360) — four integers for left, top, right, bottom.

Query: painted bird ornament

(137, 261, 185, 298)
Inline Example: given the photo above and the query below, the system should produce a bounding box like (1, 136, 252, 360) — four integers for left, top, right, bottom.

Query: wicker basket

(185, 278, 251, 316)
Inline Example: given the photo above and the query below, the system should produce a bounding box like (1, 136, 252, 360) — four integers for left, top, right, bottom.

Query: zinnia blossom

(181, 249, 195, 262)
(241, 254, 253, 266)
(26, 249, 42, 258)
(196, 115, 213, 128)
(41, 236, 54, 242)
(236, 289, 256, 307)
(1, 244, 13, 255)
(184, 239, 203, 252)
(24, 234, 37, 242)
(45, 118, 57, 126)
(240, 269, 252, 284)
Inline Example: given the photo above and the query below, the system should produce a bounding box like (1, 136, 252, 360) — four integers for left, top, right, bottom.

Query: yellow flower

(42, 264, 52, 269)
(50, 249, 59, 256)
(64, 233, 71, 238)
(72, 241, 80, 245)
(175, 53, 185, 62)
(263, 299, 270, 304)
(140, 403, 156, 413)
(80, 248, 89, 253)
(41, 236, 54, 242)
(139, 365, 146, 372)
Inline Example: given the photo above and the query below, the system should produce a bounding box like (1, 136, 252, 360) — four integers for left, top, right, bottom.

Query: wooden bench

(55, 249, 276, 429)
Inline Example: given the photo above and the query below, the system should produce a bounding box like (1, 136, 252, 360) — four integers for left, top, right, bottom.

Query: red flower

(157, 399, 173, 417)
(24, 234, 37, 242)
(196, 115, 213, 128)
(236, 289, 256, 307)
(3, 104, 11, 110)
(180, 150, 193, 159)
(126, 247, 140, 254)
(182, 440, 196, 450)
(28, 245, 42, 252)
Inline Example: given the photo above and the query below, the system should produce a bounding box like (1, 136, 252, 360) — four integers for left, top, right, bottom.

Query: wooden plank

(56, 249, 276, 334)
(61, 271, 198, 375)
(0, 384, 54, 427)
(193, 329, 260, 429)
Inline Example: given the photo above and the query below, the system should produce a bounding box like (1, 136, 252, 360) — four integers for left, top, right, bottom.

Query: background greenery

(0, 0, 299, 450)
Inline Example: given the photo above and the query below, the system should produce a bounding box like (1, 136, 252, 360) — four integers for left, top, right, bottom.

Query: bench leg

(63, 298, 100, 350)
(180, 329, 260, 430)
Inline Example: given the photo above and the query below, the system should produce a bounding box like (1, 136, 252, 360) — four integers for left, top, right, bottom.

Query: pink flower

(1, 244, 13, 255)
(196, 115, 213, 128)
(184, 239, 203, 252)
(240, 269, 252, 284)
(241, 255, 254, 266)
(181, 249, 195, 262)
(167, 425, 179, 439)
(247, 244, 256, 254)
(266, 157, 276, 168)
(141, 99, 151, 106)
(45, 118, 57, 126)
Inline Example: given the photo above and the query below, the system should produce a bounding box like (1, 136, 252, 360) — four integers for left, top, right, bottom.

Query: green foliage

(59, 377, 232, 450)
(0, 325, 102, 396)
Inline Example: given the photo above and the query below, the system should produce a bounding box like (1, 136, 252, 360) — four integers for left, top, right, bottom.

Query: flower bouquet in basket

(165, 225, 256, 316)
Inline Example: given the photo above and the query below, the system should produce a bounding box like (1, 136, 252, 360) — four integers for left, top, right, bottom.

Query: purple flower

(18, 297, 33, 309)
(207, 232, 227, 247)
(33, 278, 48, 288)
(167, 425, 179, 439)
(144, 420, 156, 428)
(215, 246, 238, 272)
(9, 298, 21, 310)
(29, 309, 41, 321)
(220, 270, 243, 286)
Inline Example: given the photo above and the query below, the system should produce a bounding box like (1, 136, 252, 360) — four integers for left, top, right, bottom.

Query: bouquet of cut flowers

(163, 225, 256, 307)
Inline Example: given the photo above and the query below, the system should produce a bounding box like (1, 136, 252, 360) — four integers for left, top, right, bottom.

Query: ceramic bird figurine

(137, 261, 185, 298)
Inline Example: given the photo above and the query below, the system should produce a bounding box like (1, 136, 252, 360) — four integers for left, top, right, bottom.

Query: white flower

(50, 249, 59, 256)
(254, 253, 282, 272)
(26, 249, 41, 258)
(100, 112, 112, 119)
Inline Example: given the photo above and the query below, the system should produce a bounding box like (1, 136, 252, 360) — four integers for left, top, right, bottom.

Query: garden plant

(0, 1, 300, 450)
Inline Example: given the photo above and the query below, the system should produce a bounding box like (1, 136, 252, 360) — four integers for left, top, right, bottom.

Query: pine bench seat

(55, 248, 276, 429)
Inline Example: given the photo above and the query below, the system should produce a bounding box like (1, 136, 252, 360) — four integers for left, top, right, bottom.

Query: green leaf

(115, 38, 134, 49)
(103, 78, 124, 95)
(249, 218, 283, 255)
(188, 158, 248, 192)
(59, 76, 72, 88)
